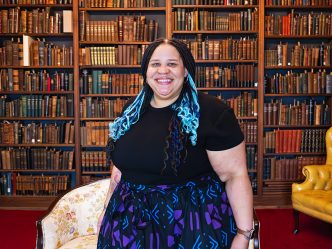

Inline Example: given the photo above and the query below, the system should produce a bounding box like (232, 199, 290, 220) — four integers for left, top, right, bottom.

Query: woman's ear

(185, 68, 188, 77)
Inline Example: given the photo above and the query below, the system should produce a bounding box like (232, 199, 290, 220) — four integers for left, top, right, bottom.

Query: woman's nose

(157, 66, 169, 74)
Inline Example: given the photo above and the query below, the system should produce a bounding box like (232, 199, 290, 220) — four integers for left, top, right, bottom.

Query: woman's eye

(152, 63, 160, 66)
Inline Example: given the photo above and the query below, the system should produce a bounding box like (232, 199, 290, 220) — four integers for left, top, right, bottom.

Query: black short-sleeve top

(111, 92, 244, 185)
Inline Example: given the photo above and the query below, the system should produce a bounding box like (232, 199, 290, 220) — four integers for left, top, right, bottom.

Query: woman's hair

(106, 38, 200, 176)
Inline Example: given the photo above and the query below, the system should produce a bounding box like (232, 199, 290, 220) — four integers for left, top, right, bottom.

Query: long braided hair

(106, 38, 200, 176)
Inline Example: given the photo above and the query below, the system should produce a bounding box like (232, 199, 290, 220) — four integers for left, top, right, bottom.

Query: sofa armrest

(292, 165, 332, 193)
(36, 179, 111, 249)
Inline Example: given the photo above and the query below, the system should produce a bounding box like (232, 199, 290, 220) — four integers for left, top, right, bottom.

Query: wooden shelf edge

(0, 91, 74, 94)
(265, 66, 332, 69)
(265, 5, 332, 9)
(80, 94, 137, 97)
(0, 144, 75, 147)
(0, 117, 75, 120)
(82, 171, 111, 174)
(0, 170, 75, 172)
(265, 35, 332, 39)
(195, 60, 257, 63)
(173, 30, 258, 34)
(80, 41, 152, 44)
(264, 125, 332, 128)
(79, 7, 166, 11)
(198, 87, 258, 90)
(81, 145, 106, 147)
(264, 153, 326, 156)
(265, 93, 332, 96)
(173, 5, 259, 8)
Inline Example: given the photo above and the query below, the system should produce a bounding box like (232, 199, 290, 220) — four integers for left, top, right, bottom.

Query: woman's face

(146, 43, 188, 102)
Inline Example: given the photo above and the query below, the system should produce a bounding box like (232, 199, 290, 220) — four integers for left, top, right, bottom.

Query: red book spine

(291, 130, 297, 152)
(288, 14, 291, 35)
(48, 77, 51, 91)
(287, 130, 293, 153)
(283, 129, 288, 153)
(282, 17, 285, 35)
(297, 158, 302, 179)
(275, 130, 280, 153)
(296, 130, 302, 152)
(279, 130, 284, 153)
(58, 75, 61, 91)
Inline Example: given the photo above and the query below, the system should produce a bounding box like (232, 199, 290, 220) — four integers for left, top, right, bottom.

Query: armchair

(292, 127, 332, 234)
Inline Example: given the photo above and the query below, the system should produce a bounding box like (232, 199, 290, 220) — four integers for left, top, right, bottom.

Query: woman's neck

(150, 94, 180, 108)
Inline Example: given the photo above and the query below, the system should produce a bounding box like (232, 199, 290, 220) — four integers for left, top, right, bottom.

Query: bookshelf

(2, 0, 332, 209)
(262, 0, 332, 202)
(0, 1, 76, 209)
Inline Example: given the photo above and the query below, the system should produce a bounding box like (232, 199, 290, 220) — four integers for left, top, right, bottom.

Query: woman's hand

(97, 209, 106, 235)
(230, 234, 249, 249)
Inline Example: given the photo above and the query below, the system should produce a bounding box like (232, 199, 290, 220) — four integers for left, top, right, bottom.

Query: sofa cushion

(58, 235, 97, 249)
(292, 190, 332, 216)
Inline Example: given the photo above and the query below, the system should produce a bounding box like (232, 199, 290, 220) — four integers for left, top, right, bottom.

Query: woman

(97, 38, 253, 249)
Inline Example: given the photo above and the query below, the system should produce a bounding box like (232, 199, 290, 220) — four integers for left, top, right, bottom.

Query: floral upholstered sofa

(36, 178, 260, 249)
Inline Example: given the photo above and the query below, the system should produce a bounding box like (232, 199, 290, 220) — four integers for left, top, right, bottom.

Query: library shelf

(0, 170, 75, 172)
(80, 118, 115, 120)
(0, 66, 74, 69)
(80, 94, 137, 97)
(0, 117, 74, 120)
(80, 65, 141, 68)
(265, 5, 332, 9)
(0, 33, 73, 37)
(246, 142, 258, 145)
(81, 145, 106, 148)
(0, 144, 75, 147)
(195, 60, 258, 63)
(263, 179, 304, 182)
(0, 4, 73, 9)
(265, 66, 332, 69)
(0, 91, 75, 94)
(172, 31, 258, 34)
(80, 41, 152, 45)
(265, 93, 332, 97)
(198, 87, 258, 90)
(265, 35, 332, 39)
(264, 153, 326, 156)
(82, 171, 111, 174)
(264, 125, 331, 128)
(173, 5, 259, 9)
(79, 7, 166, 11)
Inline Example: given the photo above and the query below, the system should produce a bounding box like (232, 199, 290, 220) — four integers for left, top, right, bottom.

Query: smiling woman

(97, 38, 253, 249)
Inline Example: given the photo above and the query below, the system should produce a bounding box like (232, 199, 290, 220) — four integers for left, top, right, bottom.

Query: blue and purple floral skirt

(97, 173, 237, 248)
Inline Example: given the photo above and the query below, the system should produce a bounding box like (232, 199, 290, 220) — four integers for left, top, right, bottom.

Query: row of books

(0, 148, 74, 170)
(173, 9, 258, 31)
(79, 44, 147, 66)
(265, 11, 332, 36)
(219, 92, 258, 117)
(0, 0, 72, 4)
(0, 121, 75, 144)
(82, 151, 111, 172)
(81, 121, 110, 146)
(81, 17, 158, 42)
(264, 99, 331, 125)
(249, 175, 257, 196)
(265, 0, 332, 5)
(0, 69, 74, 92)
(264, 70, 332, 94)
(183, 36, 258, 61)
(172, 0, 258, 5)
(0, 8, 70, 34)
(246, 146, 257, 170)
(0, 94, 74, 118)
(80, 97, 127, 118)
(79, 0, 157, 8)
(0, 173, 70, 196)
(263, 156, 326, 181)
(194, 65, 257, 88)
(264, 129, 327, 153)
(80, 70, 143, 95)
(239, 121, 257, 143)
(0, 38, 74, 67)
(265, 42, 332, 67)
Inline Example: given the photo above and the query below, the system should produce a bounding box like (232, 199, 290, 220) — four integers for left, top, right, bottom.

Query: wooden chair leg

(292, 209, 300, 234)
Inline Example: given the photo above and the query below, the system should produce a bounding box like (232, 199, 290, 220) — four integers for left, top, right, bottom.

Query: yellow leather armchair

(291, 127, 332, 234)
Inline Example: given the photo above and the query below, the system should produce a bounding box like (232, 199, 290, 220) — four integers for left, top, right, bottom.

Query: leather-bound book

(263, 103, 268, 125)
(289, 159, 294, 179)
(275, 130, 280, 153)
(270, 157, 276, 180)
(91, 122, 96, 145)
(148, 20, 155, 42)
(123, 15, 129, 41)
(118, 15, 123, 42)
(69, 125, 74, 144)
(291, 130, 297, 152)
(64, 122, 70, 144)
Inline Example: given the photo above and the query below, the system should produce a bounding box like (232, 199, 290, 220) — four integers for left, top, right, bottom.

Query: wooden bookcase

(1, 0, 332, 209)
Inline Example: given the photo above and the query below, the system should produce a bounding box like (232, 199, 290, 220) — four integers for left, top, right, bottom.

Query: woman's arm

(97, 165, 122, 234)
(207, 141, 253, 249)
(103, 165, 122, 210)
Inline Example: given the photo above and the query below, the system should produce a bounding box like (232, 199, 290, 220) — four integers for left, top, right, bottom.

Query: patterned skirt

(97, 173, 237, 249)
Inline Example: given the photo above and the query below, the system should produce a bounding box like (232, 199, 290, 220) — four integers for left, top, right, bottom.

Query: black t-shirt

(111, 92, 244, 185)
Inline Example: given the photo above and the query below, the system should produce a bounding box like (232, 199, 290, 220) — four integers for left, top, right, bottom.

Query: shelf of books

(171, 0, 260, 196)
(78, 0, 167, 187)
(262, 0, 332, 202)
(0, 1, 76, 209)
